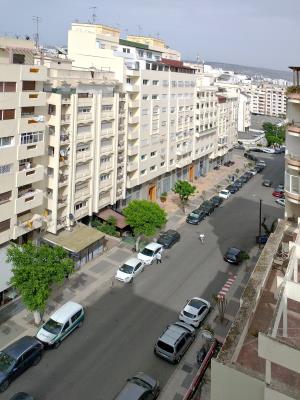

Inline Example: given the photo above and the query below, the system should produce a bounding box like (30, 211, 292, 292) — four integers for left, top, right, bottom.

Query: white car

(219, 189, 231, 199)
(115, 257, 144, 283)
(137, 242, 164, 265)
(262, 147, 275, 154)
(248, 169, 257, 176)
(276, 198, 285, 207)
(258, 160, 266, 166)
(179, 297, 211, 328)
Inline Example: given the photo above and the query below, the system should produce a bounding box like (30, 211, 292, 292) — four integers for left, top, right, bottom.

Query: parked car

(244, 152, 258, 161)
(248, 169, 257, 176)
(272, 188, 284, 198)
(258, 160, 266, 166)
(213, 164, 221, 170)
(179, 297, 211, 328)
(250, 148, 264, 153)
(115, 372, 160, 400)
(137, 242, 163, 265)
(233, 180, 243, 189)
(210, 196, 224, 207)
(263, 179, 273, 187)
(239, 175, 248, 184)
(199, 200, 216, 216)
(226, 185, 238, 194)
(233, 144, 245, 150)
(157, 229, 180, 249)
(276, 198, 285, 207)
(224, 160, 234, 167)
(261, 147, 275, 154)
(115, 258, 144, 283)
(244, 171, 253, 180)
(186, 209, 206, 225)
(219, 189, 231, 199)
(224, 247, 243, 265)
(9, 394, 35, 400)
(0, 336, 44, 392)
(154, 321, 195, 364)
(278, 184, 284, 190)
(36, 301, 84, 348)
(254, 165, 264, 173)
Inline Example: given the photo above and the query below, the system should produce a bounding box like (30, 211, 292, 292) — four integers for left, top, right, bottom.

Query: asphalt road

(2, 153, 284, 400)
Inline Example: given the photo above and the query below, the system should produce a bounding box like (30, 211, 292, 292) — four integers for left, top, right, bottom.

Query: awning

(43, 223, 105, 254)
(96, 209, 128, 229)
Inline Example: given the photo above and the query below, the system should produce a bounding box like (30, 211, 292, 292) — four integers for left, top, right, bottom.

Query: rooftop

(250, 114, 285, 132)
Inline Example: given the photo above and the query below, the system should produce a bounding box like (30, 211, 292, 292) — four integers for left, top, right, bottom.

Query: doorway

(148, 184, 157, 201)
(188, 165, 195, 182)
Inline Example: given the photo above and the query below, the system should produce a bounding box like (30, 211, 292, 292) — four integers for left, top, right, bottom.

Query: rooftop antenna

(89, 6, 97, 24)
(156, 32, 160, 39)
(137, 25, 142, 36)
(32, 16, 41, 48)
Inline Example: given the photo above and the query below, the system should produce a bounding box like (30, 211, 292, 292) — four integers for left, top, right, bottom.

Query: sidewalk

(0, 152, 248, 396)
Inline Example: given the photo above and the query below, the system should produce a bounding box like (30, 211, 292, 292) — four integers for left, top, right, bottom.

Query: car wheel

(175, 355, 182, 364)
(53, 340, 61, 349)
(0, 379, 9, 392)
(32, 353, 42, 366)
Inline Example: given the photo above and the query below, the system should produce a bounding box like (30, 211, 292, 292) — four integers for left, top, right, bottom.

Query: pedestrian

(156, 252, 162, 263)
(199, 233, 205, 243)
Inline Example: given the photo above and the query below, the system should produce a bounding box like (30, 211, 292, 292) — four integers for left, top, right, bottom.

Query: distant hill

(201, 61, 292, 82)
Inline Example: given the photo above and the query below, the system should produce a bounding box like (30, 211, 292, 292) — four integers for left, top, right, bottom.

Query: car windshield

(128, 377, 152, 390)
(0, 351, 15, 372)
(157, 340, 174, 353)
(228, 248, 239, 256)
(43, 318, 63, 335)
(119, 264, 134, 274)
(183, 310, 196, 319)
(220, 191, 227, 195)
(141, 248, 154, 257)
(189, 213, 199, 219)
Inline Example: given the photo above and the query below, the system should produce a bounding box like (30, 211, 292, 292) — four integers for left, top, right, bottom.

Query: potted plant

(160, 192, 167, 202)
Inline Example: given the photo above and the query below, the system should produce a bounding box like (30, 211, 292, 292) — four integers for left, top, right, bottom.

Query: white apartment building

(238, 92, 251, 132)
(0, 37, 47, 303)
(211, 219, 300, 400)
(37, 55, 126, 233)
(285, 67, 300, 220)
(248, 83, 287, 117)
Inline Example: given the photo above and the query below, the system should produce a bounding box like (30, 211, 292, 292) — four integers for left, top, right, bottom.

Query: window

(76, 143, 90, 153)
(0, 82, 16, 92)
(152, 80, 159, 85)
(75, 201, 87, 211)
(96, 40, 105, 49)
(162, 80, 169, 87)
(75, 181, 89, 191)
(151, 151, 157, 157)
(147, 51, 152, 58)
(138, 50, 144, 57)
(161, 121, 167, 127)
(162, 94, 167, 99)
(0, 219, 10, 232)
(100, 173, 110, 181)
(141, 154, 147, 160)
(150, 165, 156, 171)
(170, 159, 174, 165)
(162, 107, 167, 113)
(13, 53, 25, 64)
(142, 95, 148, 100)
(48, 104, 56, 115)
(101, 105, 112, 111)
(0, 191, 12, 205)
(160, 161, 165, 167)
(0, 164, 12, 175)
(21, 106, 34, 116)
(22, 81, 35, 91)
(20, 131, 43, 145)
(0, 109, 15, 120)
(141, 169, 146, 175)
(0, 136, 14, 148)
(142, 109, 148, 116)
(101, 121, 112, 130)
(153, 106, 159, 115)
(126, 77, 131, 84)
(78, 107, 91, 113)
(152, 95, 158, 100)
(142, 79, 149, 85)
(71, 311, 82, 323)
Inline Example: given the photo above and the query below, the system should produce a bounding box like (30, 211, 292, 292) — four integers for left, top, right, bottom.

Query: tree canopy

(7, 242, 74, 313)
(172, 180, 196, 201)
(262, 122, 285, 146)
(123, 200, 167, 238)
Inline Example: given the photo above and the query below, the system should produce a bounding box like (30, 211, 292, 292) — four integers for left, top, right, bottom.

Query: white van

(36, 301, 84, 348)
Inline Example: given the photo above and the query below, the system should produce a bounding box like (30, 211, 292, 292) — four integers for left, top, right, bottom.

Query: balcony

(60, 133, 70, 144)
(125, 84, 139, 93)
(58, 174, 68, 187)
(128, 129, 139, 140)
(77, 131, 92, 141)
(99, 178, 113, 189)
(75, 169, 91, 180)
(287, 122, 300, 136)
(285, 172, 300, 203)
(0, 197, 13, 216)
(75, 188, 90, 200)
(286, 152, 300, 168)
(13, 212, 44, 240)
(17, 164, 44, 186)
(77, 113, 93, 123)
(126, 177, 139, 188)
(15, 189, 43, 214)
(20, 115, 45, 132)
(20, 65, 47, 81)
(128, 100, 139, 108)
(127, 145, 138, 156)
(59, 155, 69, 166)
(20, 92, 46, 107)
(74, 205, 89, 220)
(128, 115, 139, 124)
(17, 141, 45, 160)
(101, 111, 114, 120)
(76, 151, 92, 161)
(57, 216, 67, 229)
(127, 161, 138, 172)
(57, 195, 68, 208)
(61, 114, 71, 124)
(101, 129, 114, 137)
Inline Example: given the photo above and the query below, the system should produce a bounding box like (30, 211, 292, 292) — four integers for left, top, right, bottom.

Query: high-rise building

(248, 83, 287, 117)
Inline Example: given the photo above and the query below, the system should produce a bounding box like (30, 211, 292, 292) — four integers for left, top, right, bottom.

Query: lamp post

(258, 199, 262, 248)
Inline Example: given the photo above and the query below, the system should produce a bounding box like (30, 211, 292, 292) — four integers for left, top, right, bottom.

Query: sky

(1, 0, 299, 71)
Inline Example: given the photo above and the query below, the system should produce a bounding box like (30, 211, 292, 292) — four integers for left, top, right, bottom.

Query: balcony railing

(285, 172, 300, 195)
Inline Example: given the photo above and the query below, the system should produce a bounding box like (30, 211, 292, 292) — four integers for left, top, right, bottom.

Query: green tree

(262, 122, 285, 146)
(123, 200, 167, 250)
(172, 180, 196, 202)
(7, 242, 74, 324)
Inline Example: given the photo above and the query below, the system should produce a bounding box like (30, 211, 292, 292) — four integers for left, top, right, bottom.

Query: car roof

(123, 257, 141, 267)
(188, 297, 210, 309)
(144, 242, 162, 251)
(4, 336, 40, 359)
(115, 381, 146, 400)
(50, 301, 83, 324)
(159, 323, 189, 346)
(162, 229, 178, 235)
(227, 247, 241, 255)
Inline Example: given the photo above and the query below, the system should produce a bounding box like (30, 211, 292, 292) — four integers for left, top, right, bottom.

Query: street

(2, 153, 284, 400)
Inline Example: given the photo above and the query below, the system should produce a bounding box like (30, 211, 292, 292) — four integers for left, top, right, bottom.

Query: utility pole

(32, 16, 41, 48)
(89, 6, 97, 24)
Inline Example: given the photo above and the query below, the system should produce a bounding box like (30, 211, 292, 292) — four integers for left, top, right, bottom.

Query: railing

(61, 114, 71, 122)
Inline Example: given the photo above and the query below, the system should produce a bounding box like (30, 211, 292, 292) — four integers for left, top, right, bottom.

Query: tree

(7, 242, 74, 324)
(262, 122, 285, 146)
(123, 200, 167, 251)
(172, 180, 196, 202)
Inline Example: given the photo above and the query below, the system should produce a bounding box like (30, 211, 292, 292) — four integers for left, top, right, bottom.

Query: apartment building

(285, 67, 300, 220)
(248, 83, 287, 117)
(238, 92, 251, 132)
(211, 219, 300, 400)
(0, 37, 47, 304)
(35, 54, 126, 233)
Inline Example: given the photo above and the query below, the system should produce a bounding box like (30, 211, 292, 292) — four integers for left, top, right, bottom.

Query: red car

(272, 189, 284, 198)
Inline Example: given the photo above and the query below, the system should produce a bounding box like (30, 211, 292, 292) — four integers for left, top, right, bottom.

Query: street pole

(259, 199, 262, 248)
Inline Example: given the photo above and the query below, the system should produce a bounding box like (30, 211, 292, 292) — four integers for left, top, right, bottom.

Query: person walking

(156, 252, 162, 263)
(199, 233, 205, 243)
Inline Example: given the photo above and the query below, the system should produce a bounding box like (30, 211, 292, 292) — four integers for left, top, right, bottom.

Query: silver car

(114, 372, 160, 400)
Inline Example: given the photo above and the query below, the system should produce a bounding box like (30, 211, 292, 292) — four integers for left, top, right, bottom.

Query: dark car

(244, 172, 253, 180)
(250, 148, 264, 153)
(254, 165, 263, 173)
(115, 372, 160, 400)
(0, 336, 43, 392)
(157, 229, 180, 249)
(239, 175, 248, 184)
(233, 180, 243, 189)
(244, 152, 258, 161)
(199, 200, 215, 216)
(263, 179, 273, 187)
(9, 394, 35, 400)
(272, 188, 284, 198)
(224, 247, 243, 265)
(210, 196, 224, 207)
(186, 209, 206, 225)
(226, 185, 238, 194)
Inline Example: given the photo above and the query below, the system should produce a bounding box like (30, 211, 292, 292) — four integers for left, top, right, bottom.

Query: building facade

(248, 83, 287, 117)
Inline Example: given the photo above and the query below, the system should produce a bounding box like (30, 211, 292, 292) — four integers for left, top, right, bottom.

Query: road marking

(217, 275, 237, 299)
